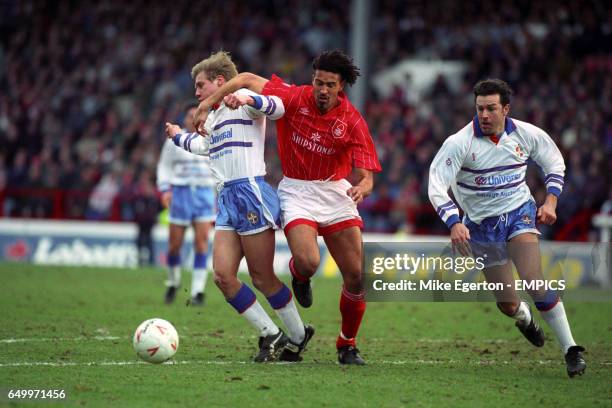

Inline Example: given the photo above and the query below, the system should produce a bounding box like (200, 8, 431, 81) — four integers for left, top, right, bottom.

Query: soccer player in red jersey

(195, 50, 381, 364)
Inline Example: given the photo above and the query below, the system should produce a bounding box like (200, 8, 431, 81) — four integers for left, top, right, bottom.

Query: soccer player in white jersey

(165, 51, 313, 362)
(428, 79, 586, 377)
(157, 104, 215, 306)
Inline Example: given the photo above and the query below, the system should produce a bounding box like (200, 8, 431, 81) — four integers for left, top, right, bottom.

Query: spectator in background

(132, 170, 159, 266)
(0, 0, 609, 241)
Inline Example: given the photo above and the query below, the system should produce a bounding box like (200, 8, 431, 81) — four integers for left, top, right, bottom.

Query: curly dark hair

(473, 79, 513, 106)
(312, 50, 361, 86)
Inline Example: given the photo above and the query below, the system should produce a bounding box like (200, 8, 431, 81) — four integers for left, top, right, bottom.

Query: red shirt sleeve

(349, 113, 382, 172)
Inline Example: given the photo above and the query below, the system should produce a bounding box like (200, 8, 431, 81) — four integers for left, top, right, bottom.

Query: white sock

(167, 265, 181, 287)
(512, 301, 532, 326)
(539, 301, 577, 354)
(274, 298, 305, 344)
(242, 301, 280, 337)
(191, 269, 208, 297)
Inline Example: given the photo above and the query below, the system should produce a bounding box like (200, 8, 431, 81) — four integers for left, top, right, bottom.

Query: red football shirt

(262, 74, 381, 180)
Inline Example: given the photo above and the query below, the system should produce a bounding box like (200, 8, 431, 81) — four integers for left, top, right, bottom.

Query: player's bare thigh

(286, 224, 320, 278)
(240, 228, 282, 297)
(212, 230, 244, 299)
(508, 232, 547, 300)
(168, 224, 187, 254)
(323, 226, 362, 293)
(482, 261, 520, 315)
(192, 220, 212, 253)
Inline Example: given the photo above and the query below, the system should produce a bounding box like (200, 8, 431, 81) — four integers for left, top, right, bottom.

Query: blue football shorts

(465, 200, 540, 267)
(215, 176, 281, 235)
(169, 185, 216, 226)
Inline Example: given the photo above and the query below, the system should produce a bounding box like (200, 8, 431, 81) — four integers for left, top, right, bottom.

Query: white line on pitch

(0, 336, 509, 344)
(1, 360, 609, 368)
(0, 336, 122, 343)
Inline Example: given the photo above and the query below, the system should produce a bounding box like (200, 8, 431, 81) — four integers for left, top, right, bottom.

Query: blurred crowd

(0, 0, 610, 240)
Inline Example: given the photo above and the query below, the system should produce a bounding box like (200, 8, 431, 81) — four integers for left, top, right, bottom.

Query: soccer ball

(133, 318, 179, 364)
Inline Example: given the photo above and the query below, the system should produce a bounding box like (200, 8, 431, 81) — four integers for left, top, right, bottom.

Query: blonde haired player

(166, 51, 313, 362)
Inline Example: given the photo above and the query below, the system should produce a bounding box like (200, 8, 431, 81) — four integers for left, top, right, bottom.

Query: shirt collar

(472, 115, 516, 138)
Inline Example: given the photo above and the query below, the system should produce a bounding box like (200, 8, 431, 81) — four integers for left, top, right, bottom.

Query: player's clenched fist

(537, 203, 557, 225)
(165, 122, 181, 139)
(223, 93, 252, 109)
(450, 223, 472, 257)
(347, 186, 366, 204)
(160, 191, 172, 208)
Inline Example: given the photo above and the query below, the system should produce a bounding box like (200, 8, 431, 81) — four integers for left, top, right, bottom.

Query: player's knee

(213, 269, 237, 293)
(342, 271, 362, 292)
(496, 301, 520, 317)
(293, 253, 319, 277)
(168, 241, 182, 255)
(250, 274, 274, 293)
(527, 288, 548, 303)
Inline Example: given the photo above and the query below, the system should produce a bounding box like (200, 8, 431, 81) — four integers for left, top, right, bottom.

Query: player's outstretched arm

(224, 92, 285, 120)
(347, 168, 373, 205)
(165, 122, 210, 156)
(194, 73, 269, 133)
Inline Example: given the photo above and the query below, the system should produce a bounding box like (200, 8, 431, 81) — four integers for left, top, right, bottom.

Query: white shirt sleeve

(156, 139, 174, 193)
(428, 135, 467, 228)
(525, 126, 566, 197)
(236, 88, 285, 120)
(171, 132, 210, 156)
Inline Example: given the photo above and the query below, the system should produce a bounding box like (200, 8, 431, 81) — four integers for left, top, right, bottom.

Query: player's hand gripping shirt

(262, 75, 381, 180)
(428, 116, 566, 227)
(171, 89, 284, 186)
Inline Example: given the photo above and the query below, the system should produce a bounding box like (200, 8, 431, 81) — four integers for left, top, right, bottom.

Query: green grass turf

(0, 263, 610, 407)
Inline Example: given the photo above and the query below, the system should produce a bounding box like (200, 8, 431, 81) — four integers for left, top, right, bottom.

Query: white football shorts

(277, 176, 363, 236)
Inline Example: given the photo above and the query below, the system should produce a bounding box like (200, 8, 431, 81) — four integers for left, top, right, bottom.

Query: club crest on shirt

(299, 107, 310, 115)
(247, 211, 259, 224)
(331, 119, 347, 139)
(521, 214, 532, 224)
(515, 144, 524, 157)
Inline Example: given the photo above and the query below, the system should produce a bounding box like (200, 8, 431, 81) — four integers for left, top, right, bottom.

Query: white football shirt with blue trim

(172, 88, 284, 187)
(428, 116, 565, 226)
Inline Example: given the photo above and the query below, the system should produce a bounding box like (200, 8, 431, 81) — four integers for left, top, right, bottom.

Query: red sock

(289, 257, 309, 282)
(336, 286, 366, 349)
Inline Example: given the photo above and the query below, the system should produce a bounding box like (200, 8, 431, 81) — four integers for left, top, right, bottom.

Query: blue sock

(228, 283, 257, 314)
(266, 284, 292, 310)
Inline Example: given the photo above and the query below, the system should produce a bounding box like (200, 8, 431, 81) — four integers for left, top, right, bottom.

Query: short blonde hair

(191, 51, 238, 81)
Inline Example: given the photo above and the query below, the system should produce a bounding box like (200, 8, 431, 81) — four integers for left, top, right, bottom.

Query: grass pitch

(0, 263, 610, 407)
